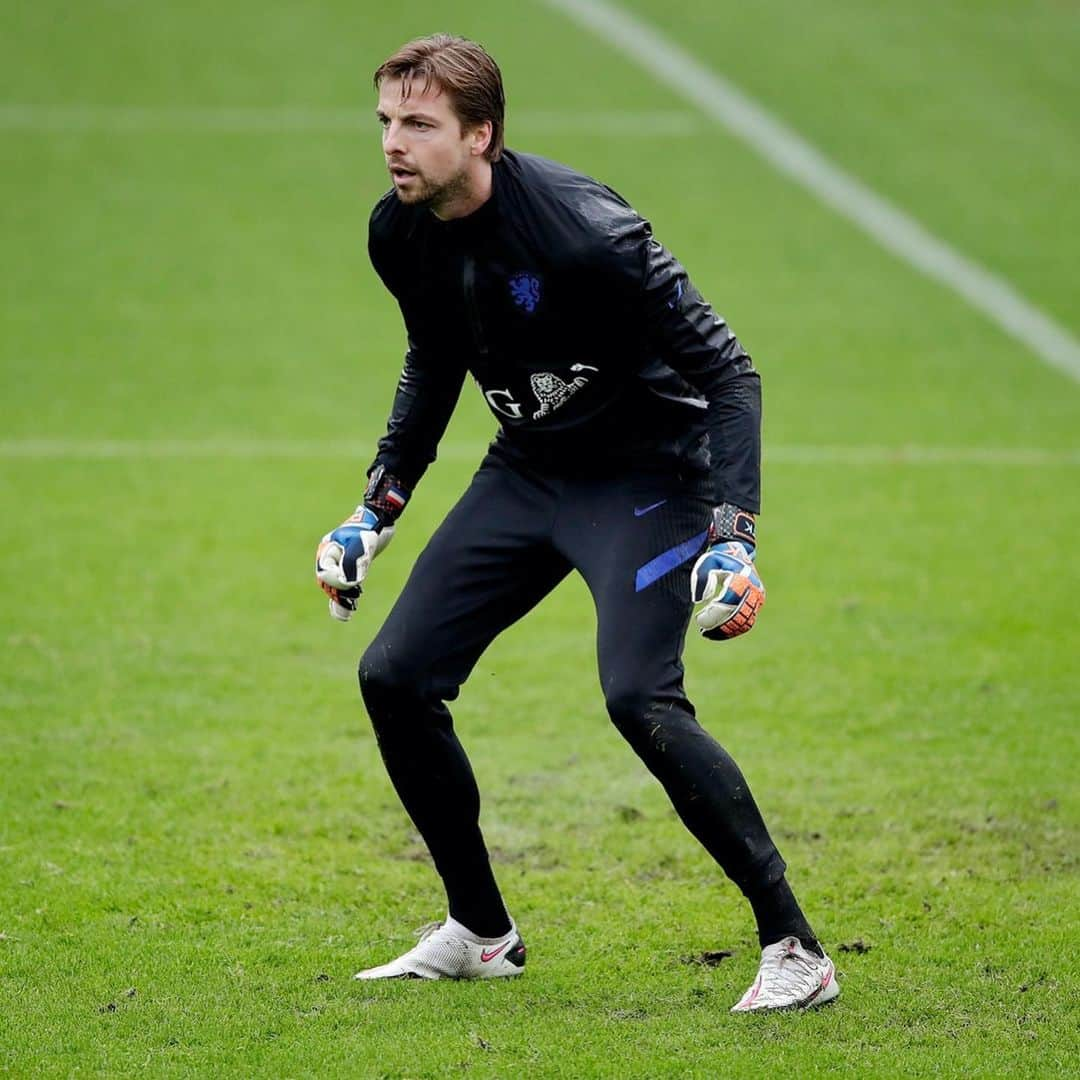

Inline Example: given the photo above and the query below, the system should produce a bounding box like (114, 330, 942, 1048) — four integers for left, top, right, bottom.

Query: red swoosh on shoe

(480, 942, 510, 963)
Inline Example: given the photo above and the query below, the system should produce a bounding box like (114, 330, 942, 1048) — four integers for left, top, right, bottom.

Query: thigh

(367, 456, 572, 700)
(557, 468, 713, 705)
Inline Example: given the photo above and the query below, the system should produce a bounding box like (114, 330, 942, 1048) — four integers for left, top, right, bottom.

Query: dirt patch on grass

(680, 949, 734, 966)
(838, 939, 872, 954)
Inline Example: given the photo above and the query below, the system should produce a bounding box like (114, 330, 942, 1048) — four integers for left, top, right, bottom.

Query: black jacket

(367, 149, 761, 511)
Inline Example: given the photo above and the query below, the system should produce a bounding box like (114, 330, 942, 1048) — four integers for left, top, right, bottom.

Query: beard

(392, 164, 470, 215)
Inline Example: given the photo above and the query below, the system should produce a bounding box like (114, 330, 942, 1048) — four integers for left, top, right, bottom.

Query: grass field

(2, 1, 1078, 1076)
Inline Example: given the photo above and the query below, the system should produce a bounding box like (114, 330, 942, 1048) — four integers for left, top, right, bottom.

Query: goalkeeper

(315, 34, 838, 1013)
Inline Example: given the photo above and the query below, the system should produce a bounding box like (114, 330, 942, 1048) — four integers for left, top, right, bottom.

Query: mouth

(388, 164, 418, 184)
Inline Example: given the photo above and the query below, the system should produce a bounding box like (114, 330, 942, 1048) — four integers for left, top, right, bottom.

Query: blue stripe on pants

(634, 530, 709, 592)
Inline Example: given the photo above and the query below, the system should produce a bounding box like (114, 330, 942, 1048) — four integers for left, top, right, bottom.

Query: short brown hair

(374, 34, 505, 162)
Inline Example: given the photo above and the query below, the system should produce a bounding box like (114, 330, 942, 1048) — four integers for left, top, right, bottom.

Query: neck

(432, 159, 493, 221)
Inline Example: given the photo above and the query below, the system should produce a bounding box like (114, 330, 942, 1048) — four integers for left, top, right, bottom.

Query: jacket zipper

(462, 254, 489, 359)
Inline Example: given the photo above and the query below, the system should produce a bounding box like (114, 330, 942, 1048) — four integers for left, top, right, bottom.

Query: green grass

(2, 1, 1078, 1076)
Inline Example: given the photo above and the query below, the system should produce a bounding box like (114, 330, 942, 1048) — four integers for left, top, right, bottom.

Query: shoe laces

(413, 920, 445, 942)
(760, 939, 820, 992)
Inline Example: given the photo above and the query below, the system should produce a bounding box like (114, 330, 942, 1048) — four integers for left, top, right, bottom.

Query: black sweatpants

(358, 452, 787, 929)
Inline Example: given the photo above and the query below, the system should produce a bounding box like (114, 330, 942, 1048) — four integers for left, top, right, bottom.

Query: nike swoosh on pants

(634, 499, 667, 517)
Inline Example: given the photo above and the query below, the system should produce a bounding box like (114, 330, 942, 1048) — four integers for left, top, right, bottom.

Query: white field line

(539, 0, 1080, 385)
(0, 439, 1076, 466)
(0, 104, 701, 136)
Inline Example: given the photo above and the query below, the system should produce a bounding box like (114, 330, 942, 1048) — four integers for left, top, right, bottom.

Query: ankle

(748, 876, 821, 956)
(446, 910, 513, 940)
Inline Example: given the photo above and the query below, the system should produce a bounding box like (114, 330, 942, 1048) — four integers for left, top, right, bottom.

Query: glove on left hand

(315, 506, 394, 622)
(690, 539, 765, 640)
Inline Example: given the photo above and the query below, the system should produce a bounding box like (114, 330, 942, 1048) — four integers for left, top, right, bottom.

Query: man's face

(376, 77, 483, 214)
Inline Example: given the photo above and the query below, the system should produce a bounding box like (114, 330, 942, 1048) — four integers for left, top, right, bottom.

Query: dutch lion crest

(508, 272, 541, 314)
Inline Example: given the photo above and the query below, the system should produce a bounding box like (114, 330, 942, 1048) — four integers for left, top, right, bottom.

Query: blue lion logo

(509, 272, 541, 314)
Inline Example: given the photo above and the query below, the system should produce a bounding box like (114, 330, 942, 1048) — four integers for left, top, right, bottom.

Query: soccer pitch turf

(2, 1, 1078, 1076)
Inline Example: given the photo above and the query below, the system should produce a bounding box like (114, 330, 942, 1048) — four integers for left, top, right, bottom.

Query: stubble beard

(394, 164, 471, 216)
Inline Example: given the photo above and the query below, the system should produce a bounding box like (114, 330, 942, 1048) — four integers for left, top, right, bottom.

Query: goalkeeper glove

(690, 504, 765, 640)
(314, 466, 408, 622)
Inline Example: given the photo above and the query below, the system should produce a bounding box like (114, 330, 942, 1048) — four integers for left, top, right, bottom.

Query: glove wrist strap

(708, 502, 757, 547)
(363, 464, 411, 526)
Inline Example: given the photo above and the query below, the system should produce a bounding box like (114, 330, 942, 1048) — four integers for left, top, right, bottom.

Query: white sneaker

(353, 916, 526, 981)
(730, 936, 839, 1012)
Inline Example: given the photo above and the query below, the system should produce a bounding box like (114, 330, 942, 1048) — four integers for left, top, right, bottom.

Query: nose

(383, 120, 407, 158)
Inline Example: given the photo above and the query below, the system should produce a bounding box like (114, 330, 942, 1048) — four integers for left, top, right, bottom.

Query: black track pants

(358, 453, 787, 918)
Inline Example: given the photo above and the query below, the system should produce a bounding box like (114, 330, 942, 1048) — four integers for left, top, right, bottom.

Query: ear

(469, 120, 493, 158)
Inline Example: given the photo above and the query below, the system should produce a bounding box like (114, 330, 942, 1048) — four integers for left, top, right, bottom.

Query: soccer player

(315, 34, 838, 1012)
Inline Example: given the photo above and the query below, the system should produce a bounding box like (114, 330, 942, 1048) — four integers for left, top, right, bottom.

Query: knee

(357, 642, 415, 715)
(604, 678, 698, 752)
(603, 679, 657, 741)
(358, 647, 425, 751)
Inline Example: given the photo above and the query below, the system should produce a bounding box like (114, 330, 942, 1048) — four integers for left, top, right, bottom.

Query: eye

(411, 120, 431, 131)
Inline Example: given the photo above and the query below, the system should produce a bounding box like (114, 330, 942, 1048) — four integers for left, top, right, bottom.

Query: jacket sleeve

(602, 207, 762, 513)
(367, 216, 468, 492)
(368, 312, 468, 491)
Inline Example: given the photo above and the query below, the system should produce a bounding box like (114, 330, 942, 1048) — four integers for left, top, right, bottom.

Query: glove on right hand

(315, 506, 394, 622)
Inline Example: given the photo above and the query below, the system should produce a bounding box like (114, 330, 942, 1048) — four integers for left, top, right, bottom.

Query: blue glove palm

(690, 540, 766, 640)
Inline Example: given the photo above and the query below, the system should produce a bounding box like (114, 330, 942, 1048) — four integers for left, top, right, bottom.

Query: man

(315, 34, 838, 1013)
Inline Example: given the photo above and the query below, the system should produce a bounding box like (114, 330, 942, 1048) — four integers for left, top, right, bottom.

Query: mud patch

(838, 939, 872, 954)
(681, 949, 734, 966)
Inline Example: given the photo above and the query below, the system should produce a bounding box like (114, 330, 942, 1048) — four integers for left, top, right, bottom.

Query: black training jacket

(367, 149, 762, 511)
